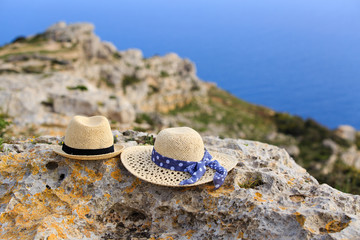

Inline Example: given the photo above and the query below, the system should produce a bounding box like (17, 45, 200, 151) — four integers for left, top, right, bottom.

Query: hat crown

(64, 115, 113, 150)
(154, 127, 204, 162)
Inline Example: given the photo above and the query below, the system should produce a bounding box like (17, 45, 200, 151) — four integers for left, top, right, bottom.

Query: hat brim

(121, 146, 238, 187)
(53, 144, 124, 160)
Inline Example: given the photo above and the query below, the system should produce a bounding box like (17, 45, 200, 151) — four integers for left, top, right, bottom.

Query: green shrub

(238, 176, 264, 189)
(12, 36, 26, 43)
(191, 85, 200, 91)
(193, 112, 212, 125)
(272, 112, 358, 195)
(356, 135, 360, 150)
(197, 127, 208, 132)
(12, 34, 46, 44)
(331, 135, 351, 148)
(113, 52, 122, 59)
(0, 115, 10, 150)
(160, 71, 169, 78)
(133, 126, 147, 132)
(135, 113, 154, 126)
(299, 143, 332, 169)
(100, 77, 115, 88)
(27, 34, 46, 44)
(122, 75, 141, 93)
(273, 113, 305, 136)
(274, 114, 346, 169)
(41, 97, 54, 108)
(67, 85, 88, 91)
(317, 160, 360, 194)
(136, 135, 155, 145)
(168, 102, 201, 115)
(22, 65, 46, 74)
(149, 85, 159, 95)
(0, 116, 9, 137)
(50, 59, 69, 66)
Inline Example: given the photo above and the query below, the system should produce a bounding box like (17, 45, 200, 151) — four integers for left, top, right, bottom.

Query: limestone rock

(284, 145, 300, 157)
(0, 134, 359, 239)
(335, 125, 356, 142)
(52, 94, 99, 116)
(44, 22, 115, 59)
(321, 139, 340, 175)
(120, 49, 144, 66)
(340, 146, 360, 170)
(102, 41, 117, 54)
(0, 72, 137, 126)
(106, 98, 136, 124)
(0, 22, 207, 132)
(45, 22, 95, 43)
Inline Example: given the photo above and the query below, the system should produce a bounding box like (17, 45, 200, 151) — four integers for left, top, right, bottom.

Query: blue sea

(1, 0, 360, 129)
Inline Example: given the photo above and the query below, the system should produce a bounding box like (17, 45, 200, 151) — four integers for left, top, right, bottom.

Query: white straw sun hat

(53, 115, 124, 160)
(121, 127, 238, 188)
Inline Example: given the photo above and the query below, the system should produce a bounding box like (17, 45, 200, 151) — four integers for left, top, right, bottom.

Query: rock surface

(340, 146, 360, 170)
(335, 125, 357, 143)
(0, 132, 359, 239)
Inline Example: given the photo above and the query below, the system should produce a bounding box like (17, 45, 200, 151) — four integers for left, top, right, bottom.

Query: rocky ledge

(0, 132, 359, 240)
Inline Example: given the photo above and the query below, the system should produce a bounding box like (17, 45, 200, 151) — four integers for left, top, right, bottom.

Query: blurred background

(2, 0, 360, 128)
(1, 0, 360, 193)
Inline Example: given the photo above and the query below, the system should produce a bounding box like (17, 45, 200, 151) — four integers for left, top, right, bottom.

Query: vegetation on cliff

(0, 114, 10, 150)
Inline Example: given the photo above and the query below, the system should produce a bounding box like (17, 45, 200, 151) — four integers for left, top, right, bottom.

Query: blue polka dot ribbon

(151, 148, 228, 189)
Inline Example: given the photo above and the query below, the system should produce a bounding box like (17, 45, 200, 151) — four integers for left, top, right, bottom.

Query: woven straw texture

(154, 127, 204, 162)
(53, 115, 123, 160)
(64, 115, 113, 150)
(121, 146, 237, 187)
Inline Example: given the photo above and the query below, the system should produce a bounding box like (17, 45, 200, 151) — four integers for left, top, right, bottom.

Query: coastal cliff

(0, 22, 360, 195)
(0, 133, 359, 239)
(0, 22, 206, 127)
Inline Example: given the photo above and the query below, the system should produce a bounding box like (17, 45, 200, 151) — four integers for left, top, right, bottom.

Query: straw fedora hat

(121, 127, 238, 188)
(53, 115, 124, 160)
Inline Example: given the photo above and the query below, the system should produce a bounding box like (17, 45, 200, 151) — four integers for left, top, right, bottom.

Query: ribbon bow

(151, 148, 228, 189)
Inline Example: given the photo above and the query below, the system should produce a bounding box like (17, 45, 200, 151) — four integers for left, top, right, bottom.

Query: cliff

(0, 22, 206, 129)
(1, 22, 360, 195)
(0, 132, 359, 239)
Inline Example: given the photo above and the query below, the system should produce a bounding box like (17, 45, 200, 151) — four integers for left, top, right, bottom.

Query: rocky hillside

(0, 133, 359, 239)
(0, 22, 360, 194)
(0, 22, 205, 129)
